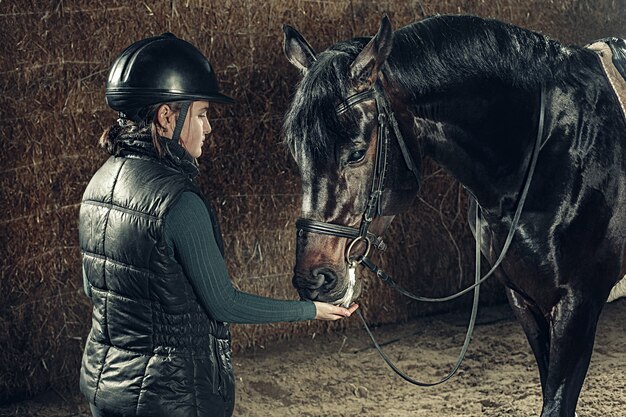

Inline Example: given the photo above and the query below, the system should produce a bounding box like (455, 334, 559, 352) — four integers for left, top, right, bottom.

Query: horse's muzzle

(292, 266, 334, 300)
(292, 266, 361, 304)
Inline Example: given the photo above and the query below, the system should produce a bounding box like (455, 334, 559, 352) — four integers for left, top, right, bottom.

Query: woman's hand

(313, 302, 359, 320)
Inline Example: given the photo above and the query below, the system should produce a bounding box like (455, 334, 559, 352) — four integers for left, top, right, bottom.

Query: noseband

(295, 78, 547, 386)
(296, 80, 419, 264)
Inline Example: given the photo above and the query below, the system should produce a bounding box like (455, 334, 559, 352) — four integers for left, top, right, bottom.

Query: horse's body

(282, 15, 626, 417)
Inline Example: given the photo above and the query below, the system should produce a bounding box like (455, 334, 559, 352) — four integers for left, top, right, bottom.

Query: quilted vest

(79, 135, 234, 416)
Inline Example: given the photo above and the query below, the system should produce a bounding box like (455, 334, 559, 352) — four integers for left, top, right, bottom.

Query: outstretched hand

(314, 302, 359, 321)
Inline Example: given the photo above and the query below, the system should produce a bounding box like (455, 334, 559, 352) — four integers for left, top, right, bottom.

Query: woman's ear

(156, 104, 175, 138)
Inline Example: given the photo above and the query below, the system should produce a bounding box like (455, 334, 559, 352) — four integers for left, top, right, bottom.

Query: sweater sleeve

(164, 192, 316, 324)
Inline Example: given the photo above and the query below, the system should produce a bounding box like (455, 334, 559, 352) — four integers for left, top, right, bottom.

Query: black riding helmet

(106, 33, 234, 143)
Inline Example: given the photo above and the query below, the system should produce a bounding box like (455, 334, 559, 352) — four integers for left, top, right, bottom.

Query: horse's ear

(283, 24, 317, 73)
(349, 15, 393, 87)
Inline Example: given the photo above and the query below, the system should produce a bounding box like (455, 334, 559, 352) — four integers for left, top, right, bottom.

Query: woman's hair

(99, 101, 184, 157)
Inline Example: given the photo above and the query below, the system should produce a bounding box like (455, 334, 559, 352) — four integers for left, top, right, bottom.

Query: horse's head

(282, 17, 421, 305)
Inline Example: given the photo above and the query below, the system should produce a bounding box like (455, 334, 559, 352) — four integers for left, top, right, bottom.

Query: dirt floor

(2, 300, 624, 417)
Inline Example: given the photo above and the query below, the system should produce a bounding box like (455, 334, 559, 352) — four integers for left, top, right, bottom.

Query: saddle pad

(587, 38, 626, 121)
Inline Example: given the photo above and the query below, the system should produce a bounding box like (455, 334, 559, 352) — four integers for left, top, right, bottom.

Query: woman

(79, 33, 357, 417)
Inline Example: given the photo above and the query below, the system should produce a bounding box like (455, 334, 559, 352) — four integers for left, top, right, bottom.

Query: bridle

(295, 78, 547, 386)
(295, 80, 419, 264)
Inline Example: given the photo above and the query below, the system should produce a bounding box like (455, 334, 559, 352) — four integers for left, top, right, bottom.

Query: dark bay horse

(282, 15, 626, 417)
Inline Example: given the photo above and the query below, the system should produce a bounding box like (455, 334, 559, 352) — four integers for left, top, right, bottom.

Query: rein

(297, 80, 547, 386)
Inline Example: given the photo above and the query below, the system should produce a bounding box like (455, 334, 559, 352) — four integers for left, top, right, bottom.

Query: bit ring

(345, 236, 372, 265)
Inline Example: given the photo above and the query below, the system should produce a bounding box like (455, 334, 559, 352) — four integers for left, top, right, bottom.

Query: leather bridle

(295, 80, 419, 264)
(295, 78, 547, 386)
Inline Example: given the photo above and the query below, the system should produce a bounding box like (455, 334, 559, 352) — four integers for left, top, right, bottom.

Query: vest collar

(116, 132, 199, 179)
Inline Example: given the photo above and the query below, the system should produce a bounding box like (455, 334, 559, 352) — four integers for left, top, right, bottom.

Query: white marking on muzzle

(337, 265, 357, 307)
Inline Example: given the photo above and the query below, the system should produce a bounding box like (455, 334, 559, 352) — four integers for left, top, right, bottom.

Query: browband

(336, 89, 376, 114)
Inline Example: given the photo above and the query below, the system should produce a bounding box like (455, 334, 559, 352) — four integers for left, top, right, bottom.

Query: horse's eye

(347, 149, 366, 165)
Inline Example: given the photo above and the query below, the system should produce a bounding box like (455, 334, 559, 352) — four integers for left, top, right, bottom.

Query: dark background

(1, 0, 624, 404)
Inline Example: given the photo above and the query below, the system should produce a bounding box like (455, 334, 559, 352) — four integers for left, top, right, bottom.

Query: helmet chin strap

(171, 101, 191, 145)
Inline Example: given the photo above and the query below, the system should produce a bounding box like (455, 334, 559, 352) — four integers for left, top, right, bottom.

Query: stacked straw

(1, 0, 623, 403)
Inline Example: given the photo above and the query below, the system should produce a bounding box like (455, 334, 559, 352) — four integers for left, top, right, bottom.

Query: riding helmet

(105, 32, 234, 120)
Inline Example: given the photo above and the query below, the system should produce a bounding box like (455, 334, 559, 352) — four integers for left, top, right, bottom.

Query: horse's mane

(387, 15, 583, 95)
(283, 14, 596, 159)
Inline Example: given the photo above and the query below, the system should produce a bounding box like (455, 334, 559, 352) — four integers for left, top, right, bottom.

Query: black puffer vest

(79, 134, 234, 417)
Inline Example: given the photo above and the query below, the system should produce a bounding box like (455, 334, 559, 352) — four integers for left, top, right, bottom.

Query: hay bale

(1, 0, 624, 403)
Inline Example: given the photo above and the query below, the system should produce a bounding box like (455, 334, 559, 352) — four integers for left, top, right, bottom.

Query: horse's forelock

(283, 41, 370, 164)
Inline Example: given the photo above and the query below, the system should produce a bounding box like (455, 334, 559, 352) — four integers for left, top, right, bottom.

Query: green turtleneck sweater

(164, 192, 316, 323)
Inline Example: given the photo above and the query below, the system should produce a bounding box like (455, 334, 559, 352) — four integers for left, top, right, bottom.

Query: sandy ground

(2, 300, 624, 417)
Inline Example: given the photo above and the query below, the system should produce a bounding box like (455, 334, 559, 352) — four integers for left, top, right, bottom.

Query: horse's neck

(404, 84, 540, 213)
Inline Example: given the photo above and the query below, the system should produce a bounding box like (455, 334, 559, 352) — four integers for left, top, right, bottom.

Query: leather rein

(296, 79, 547, 386)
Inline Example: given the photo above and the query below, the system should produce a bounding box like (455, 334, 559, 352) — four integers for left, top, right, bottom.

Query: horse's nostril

(294, 268, 338, 301)
(312, 267, 337, 290)
(312, 272, 325, 289)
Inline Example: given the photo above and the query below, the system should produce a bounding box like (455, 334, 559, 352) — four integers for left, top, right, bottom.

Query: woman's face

(159, 100, 212, 158)
(179, 101, 211, 158)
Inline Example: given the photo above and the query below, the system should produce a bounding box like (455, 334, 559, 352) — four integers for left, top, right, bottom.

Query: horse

(281, 15, 626, 417)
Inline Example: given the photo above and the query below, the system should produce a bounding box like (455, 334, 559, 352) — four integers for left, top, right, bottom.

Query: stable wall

(1, 0, 624, 403)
